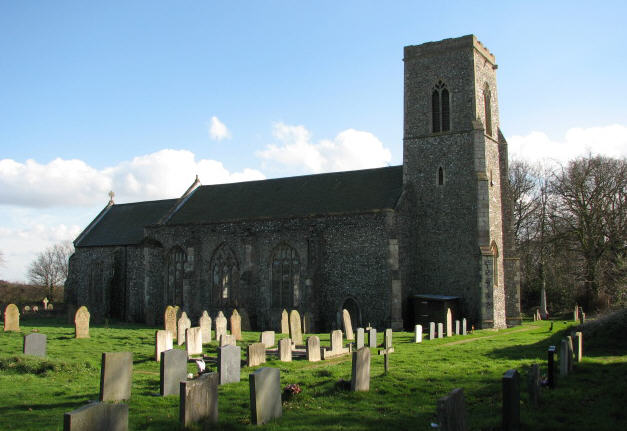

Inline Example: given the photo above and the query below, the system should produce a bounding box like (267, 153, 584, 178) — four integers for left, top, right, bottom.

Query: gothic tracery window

(167, 247, 186, 306)
(432, 80, 450, 133)
(271, 244, 300, 308)
(211, 244, 238, 307)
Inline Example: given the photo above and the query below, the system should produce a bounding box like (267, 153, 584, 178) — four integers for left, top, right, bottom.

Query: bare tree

(28, 241, 74, 302)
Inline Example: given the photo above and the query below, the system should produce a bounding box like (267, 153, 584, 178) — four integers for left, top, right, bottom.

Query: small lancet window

(432, 81, 450, 133)
(484, 85, 492, 136)
(438, 167, 444, 185)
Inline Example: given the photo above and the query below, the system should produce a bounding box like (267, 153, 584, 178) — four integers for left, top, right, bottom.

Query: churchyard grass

(1, 316, 626, 430)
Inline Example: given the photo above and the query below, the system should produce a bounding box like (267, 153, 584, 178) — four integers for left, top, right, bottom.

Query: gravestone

(527, 363, 540, 407)
(74, 306, 90, 339)
(260, 331, 275, 348)
(100, 352, 133, 402)
(355, 327, 365, 349)
(547, 345, 556, 388)
(414, 325, 423, 343)
(437, 323, 444, 339)
(462, 318, 467, 336)
(289, 310, 303, 345)
(230, 309, 242, 341)
(437, 387, 467, 431)
(574, 331, 583, 362)
(384, 328, 393, 349)
(429, 322, 436, 340)
(566, 336, 574, 372)
(164, 306, 177, 341)
(160, 349, 187, 396)
(559, 339, 569, 377)
(502, 369, 520, 431)
(177, 312, 191, 346)
(367, 328, 377, 348)
(43, 297, 49, 310)
(378, 329, 394, 374)
(280, 309, 289, 334)
(455, 320, 460, 336)
(155, 330, 173, 362)
(247, 342, 266, 367)
(351, 347, 371, 391)
(578, 307, 585, 324)
(199, 311, 212, 344)
(180, 372, 219, 428)
(306, 336, 321, 362)
(279, 338, 292, 362)
(323, 329, 349, 359)
(47, 303, 54, 311)
(302, 311, 314, 334)
(215, 311, 227, 343)
(249, 367, 282, 425)
(64, 402, 128, 431)
(220, 334, 236, 347)
(342, 308, 354, 340)
(23, 333, 46, 357)
(218, 344, 241, 384)
(186, 327, 203, 357)
(573, 305, 579, 322)
(446, 308, 453, 337)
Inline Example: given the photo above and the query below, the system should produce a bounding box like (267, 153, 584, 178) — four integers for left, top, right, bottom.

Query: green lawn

(1, 316, 625, 430)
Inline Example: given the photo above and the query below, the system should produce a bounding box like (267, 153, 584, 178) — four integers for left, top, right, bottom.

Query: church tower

(402, 35, 520, 329)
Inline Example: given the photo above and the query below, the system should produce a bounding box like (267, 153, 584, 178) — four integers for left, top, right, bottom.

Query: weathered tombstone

(378, 329, 394, 374)
(323, 329, 349, 359)
(74, 306, 90, 339)
(502, 369, 520, 431)
(462, 318, 467, 336)
(415, 325, 423, 343)
(455, 320, 460, 336)
(186, 327, 203, 357)
(260, 331, 275, 348)
(279, 338, 292, 362)
(437, 323, 444, 339)
(574, 331, 583, 362)
(302, 311, 314, 334)
(33, 305, 39, 312)
(351, 347, 371, 392)
(199, 311, 212, 344)
(306, 336, 321, 362)
(24, 305, 31, 312)
(99, 352, 133, 402)
(155, 330, 173, 362)
(48, 303, 54, 310)
(289, 310, 303, 345)
(247, 342, 267, 367)
(249, 367, 282, 425)
(356, 327, 365, 349)
(527, 363, 540, 407)
(280, 309, 289, 334)
(429, 322, 436, 340)
(177, 312, 191, 346)
(566, 335, 574, 372)
(547, 345, 556, 388)
(4, 304, 20, 332)
(573, 305, 579, 322)
(215, 311, 227, 343)
(179, 372, 219, 428)
(43, 297, 49, 310)
(160, 349, 187, 396)
(164, 305, 177, 341)
(220, 334, 236, 347)
(384, 328, 393, 349)
(63, 402, 128, 431)
(342, 308, 354, 340)
(560, 339, 569, 377)
(367, 327, 377, 348)
(23, 333, 46, 357)
(230, 309, 242, 341)
(218, 344, 241, 385)
(437, 388, 467, 431)
(446, 308, 453, 337)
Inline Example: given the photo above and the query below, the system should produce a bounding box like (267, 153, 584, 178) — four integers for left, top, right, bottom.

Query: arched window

(491, 242, 499, 287)
(167, 247, 186, 306)
(438, 166, 444, 186)
(484, 85, 492, 136)
(432, 81, 450, 133)
(211, 244, 238, 307)
(271, 244, 300, 308)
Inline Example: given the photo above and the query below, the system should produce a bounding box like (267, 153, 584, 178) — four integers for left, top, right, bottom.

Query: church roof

(166, 165, 403, 225)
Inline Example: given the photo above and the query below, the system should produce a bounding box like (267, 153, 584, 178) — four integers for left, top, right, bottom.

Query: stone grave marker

(215, 311, 227, 343)
(527, 363, 540, 407)
(578, 307, 585, 324)
(179, 372, 219, 428)
(573, 305, 579, 321)
(186, 327, 203, 357)
(47, 303, 54, 311)
(414, 325, 423, 343)
(249, 367, 282, 425)
(43, 297, 49, 310)
(155, 330, 173, 362)
(64, 402, 128, 431)
(559, 339, 569, 377)
(322, 329, 349, 359)
(230, 309, 242, 341)
(164, 305, 177, 341)
(566, 335, 574, 372)
(289, 310, 303, 345)
(429, 322, 436, 340)
(100, 352, 133, 402)
(74, 306, 90, 339)
(160, 349, 187, 396)
(306, 336, 321, 362)
(260, 330, 275, 348)
(378, 329, 394, 374)
(220, 334, 236, 347)
(177, 312, 191, 346)
(279, 338, 292, 362)
(437, 322, 444, 339)
(367, 328, 377, 348)
(351, 347, 371, 392)
(437, 387, 467, 431)
(280, 309, 289, 334)
(23, 333, 46, 357)
(218, 344, 241, 385)
(355, 327, 365, 349)
(446, 308, 453, 337)
(342, 308, 354, 340)
(574, 331, 583, 362)
(199, 311, 212, 344)
(502, 369, 520, 431)
(247, 342, 266, 367)
(455, 320, 460, 335)
(462, 318, 467, 335)
(547, 345, 556, 388)
(4, 304, 20, 332)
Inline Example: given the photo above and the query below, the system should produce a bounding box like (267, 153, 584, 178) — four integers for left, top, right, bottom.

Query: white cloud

(209, 116, 231, 141)
(509, 124, 627, 166)
(256, 122, 392, 174)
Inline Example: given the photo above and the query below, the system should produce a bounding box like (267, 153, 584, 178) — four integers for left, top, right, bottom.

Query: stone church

(65, 35, 522, 331)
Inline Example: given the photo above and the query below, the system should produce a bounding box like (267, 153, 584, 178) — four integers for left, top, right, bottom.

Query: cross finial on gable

(108, 190, 115, 204)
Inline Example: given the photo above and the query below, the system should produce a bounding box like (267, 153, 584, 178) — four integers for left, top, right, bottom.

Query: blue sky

(1, 1, 626, 282)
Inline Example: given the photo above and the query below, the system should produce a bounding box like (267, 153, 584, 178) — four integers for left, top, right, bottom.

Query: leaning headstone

(248, 342, 266, 367)
(64, 402, 128, 431)
(429, 322, 436, 340)
(249, 367, 282, 425)
(74, 306, 90, 339)
(164, 305, 177, 341)
(220, 334, 236, 347)
(179, 372, 219, 428)
(342, 309, 354, 340)
(437, 323, 444, 339)
(215, 311, 227, 343)
(155, 330, 173, 362)
(260, 331, 275, 348)
(199, 311, 212, 344)
(367, 328, 377, 348)
(574, 331, 583, 362)
(455, 320, 460, 336)
(279, 338, 292, 362)
(502, 369, 520, 431)
(99, 352, 133, 402)
(177, 312, 191, 346)
(160, 349, 187, 396)
(230, 309, 242, 341)
(527, 363, 540, 407)
(218, 344, 241, 385)
(289, 310, 303, 345)
(351, 347, 371, 391)
(462, 318, 467, 336)
(280, 309, 289, 334)
(4, 304, 20, 332)
(306, 336, 321, 362)
(437, 388, 468, 431)
(559, 339, 569, 377)
(414, 325, 423, 343)
(356, 327, 365, 349)
(547, 345, 556, 388)
(23, 333, 46, 357)
(186, 327, 203, 357)
(446, 308, 453, 337)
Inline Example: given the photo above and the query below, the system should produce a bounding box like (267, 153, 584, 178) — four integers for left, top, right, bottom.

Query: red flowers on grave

(283, 383, 302, 401)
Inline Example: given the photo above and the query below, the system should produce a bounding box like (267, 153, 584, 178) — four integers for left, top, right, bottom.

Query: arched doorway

(342, 297, 361, 329)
